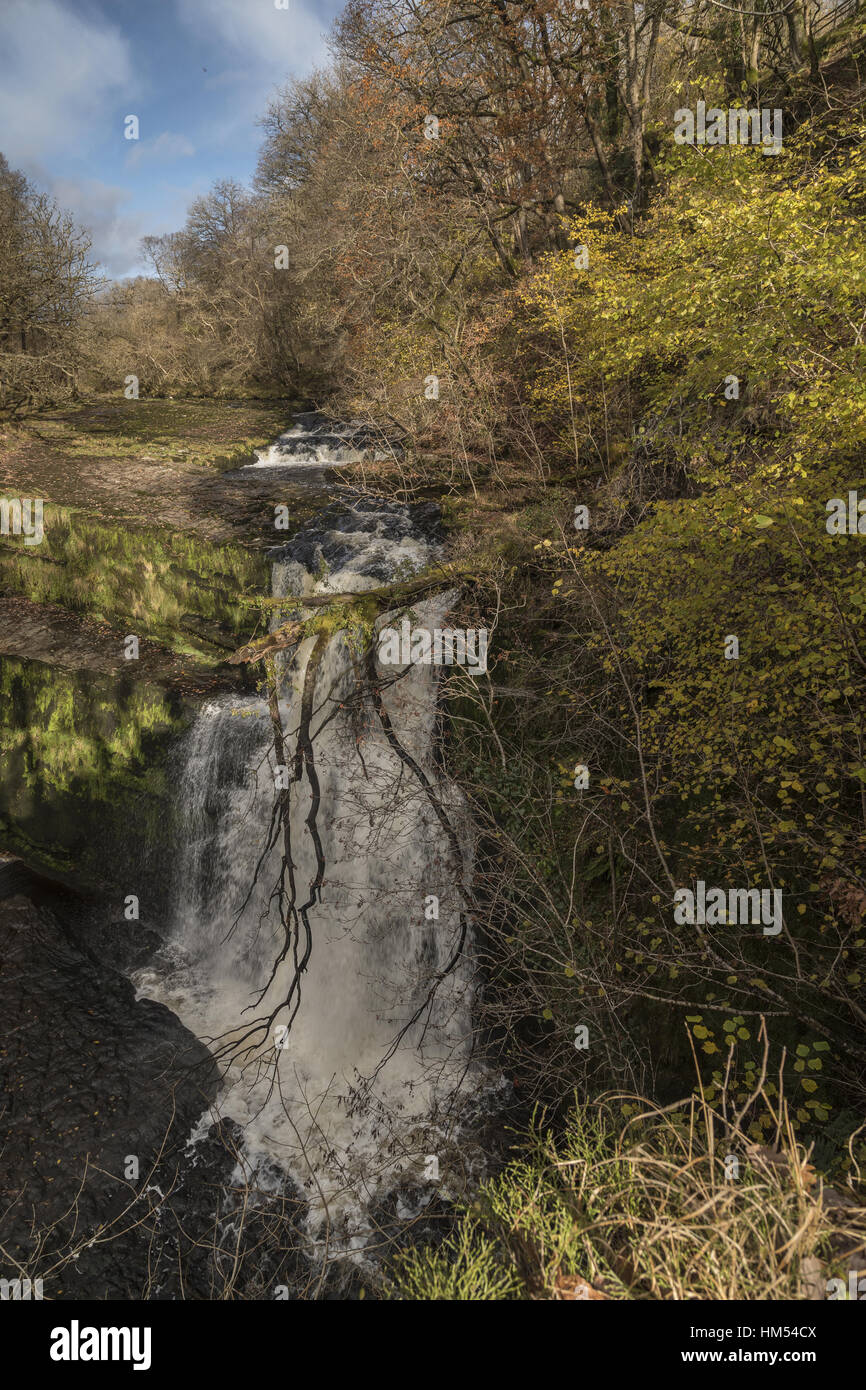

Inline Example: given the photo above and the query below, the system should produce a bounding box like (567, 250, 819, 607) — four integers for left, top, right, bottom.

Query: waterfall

(250, 412, 398, 467)
(133, 481, 479, 1251)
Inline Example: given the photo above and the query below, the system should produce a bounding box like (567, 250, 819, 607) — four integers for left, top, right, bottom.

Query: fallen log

(243, 561, 477, 611)
(229, 562, 478, 667)
(229, 620, 306, 665)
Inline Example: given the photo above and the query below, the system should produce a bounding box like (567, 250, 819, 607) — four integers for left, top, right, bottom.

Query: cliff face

(0, 887, 223, 1299)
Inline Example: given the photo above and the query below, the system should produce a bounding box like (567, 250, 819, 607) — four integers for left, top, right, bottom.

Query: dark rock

(0, 893, 219, 1297)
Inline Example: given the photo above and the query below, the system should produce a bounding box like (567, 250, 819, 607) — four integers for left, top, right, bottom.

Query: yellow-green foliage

(444, 113, 866, 1164)
(579, 476, 865, 883)
(520, 116, 866, 483)
(388, 1095, 866, 1301)
(387, 1219, 522, 1301)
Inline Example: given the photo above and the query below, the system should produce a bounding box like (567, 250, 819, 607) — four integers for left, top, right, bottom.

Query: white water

(250, 413, 396, 468)
(133, 472, 480, 1254)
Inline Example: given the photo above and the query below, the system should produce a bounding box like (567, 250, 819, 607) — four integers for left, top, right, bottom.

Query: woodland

(2, 0, 866, 1300)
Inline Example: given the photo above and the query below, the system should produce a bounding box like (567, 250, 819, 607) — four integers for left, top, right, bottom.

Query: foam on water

(249, 412, 398, 468)
(133, 478, 480, 1256)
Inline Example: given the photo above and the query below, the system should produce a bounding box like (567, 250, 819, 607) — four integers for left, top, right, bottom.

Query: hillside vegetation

(2, 0, 865, 1298)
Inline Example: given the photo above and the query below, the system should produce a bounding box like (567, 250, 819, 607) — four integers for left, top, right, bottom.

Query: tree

(0, 153, 99, 415)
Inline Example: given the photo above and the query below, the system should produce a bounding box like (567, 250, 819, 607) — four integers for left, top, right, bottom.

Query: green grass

(0, 505, 269, 662)
(387, 1088, 866, 1300)
(24, 396, 293, 470)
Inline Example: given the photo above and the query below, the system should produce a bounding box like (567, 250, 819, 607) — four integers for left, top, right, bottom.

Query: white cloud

(45, 174, 147, 278)
(0, 0, 134, 163)
(126, 131, 196, 170)
(175, 0, 333, 150)
(177, 0, 330, 78)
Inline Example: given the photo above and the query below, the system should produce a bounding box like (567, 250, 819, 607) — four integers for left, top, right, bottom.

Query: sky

(0, 0, 343, 278)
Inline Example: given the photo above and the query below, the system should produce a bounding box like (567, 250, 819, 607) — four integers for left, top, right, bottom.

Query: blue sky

(0, 0, 343, 277)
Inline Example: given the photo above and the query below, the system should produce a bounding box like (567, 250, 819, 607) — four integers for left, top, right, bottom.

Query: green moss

(0, 506, 269, 661)
(0, 654, 188, 892)
(0, 655, 185, 798)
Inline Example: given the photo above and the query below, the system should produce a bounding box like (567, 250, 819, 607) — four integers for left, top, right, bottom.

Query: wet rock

(271, 493, 442, 587)
(0, 893, 220, 1297)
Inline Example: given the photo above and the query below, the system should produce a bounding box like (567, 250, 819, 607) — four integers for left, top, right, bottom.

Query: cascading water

(134, 424, 481, 1257)
(250, 411, 398, 467)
